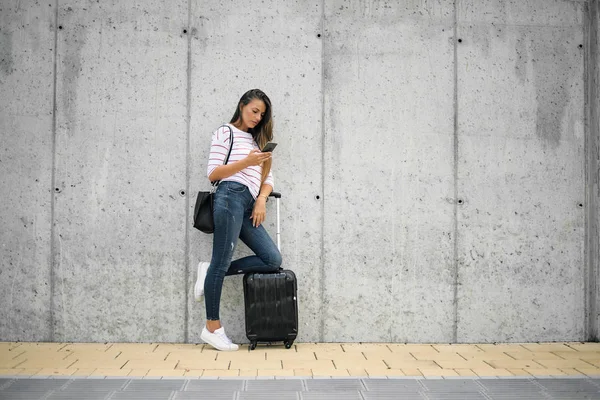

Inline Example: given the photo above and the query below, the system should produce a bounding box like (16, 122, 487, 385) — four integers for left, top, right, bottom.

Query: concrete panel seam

(584, 0, 600, 340)
(184, 0, 193, 343)
(319, 0, 326, 343)
(452, 0, 460, 344)
(49, 0, 60, 342)
(583, 0, 591, 341)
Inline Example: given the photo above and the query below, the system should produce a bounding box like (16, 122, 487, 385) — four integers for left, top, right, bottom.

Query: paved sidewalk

(2, 342, 600, 379)
(2, 377, 600, 399)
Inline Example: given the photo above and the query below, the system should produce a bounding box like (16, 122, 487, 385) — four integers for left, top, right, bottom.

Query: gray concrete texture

(0, 0, 597, 343)
(587, 0, 600, 340)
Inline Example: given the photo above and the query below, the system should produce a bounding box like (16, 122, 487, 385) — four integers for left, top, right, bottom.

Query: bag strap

(212, 125, 234, 188)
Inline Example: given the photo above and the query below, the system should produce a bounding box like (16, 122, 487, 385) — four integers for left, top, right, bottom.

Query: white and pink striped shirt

(206, 124, 274, 199)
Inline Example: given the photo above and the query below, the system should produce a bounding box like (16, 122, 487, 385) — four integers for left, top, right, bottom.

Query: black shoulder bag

(193, 125, 234, 233)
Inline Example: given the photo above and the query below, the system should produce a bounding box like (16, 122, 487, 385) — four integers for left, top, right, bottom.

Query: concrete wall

(588, 0, 600, 340)
(0, 0, 592, 343)
(457, 1, 585, 342)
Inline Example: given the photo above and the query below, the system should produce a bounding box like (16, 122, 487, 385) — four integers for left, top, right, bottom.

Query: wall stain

(0, 30, 14, 77)
(528, 34, 572, 147)
(60, 8, 87, 136)
(471, 22, 574, 148)
(514, 32, 527, 84)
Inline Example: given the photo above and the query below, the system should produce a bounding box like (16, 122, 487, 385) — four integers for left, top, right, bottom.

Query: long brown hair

(230, 89, 273, 184)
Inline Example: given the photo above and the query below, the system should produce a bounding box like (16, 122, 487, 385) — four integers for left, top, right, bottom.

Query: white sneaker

(194, 262, 210, 301)
(201, 326, 239, 351)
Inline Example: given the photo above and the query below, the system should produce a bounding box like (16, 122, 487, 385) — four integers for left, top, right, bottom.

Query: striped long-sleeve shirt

(206, 124, 274, 199)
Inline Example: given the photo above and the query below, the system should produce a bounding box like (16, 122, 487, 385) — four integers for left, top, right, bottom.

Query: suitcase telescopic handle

(268, 192, 281, 250)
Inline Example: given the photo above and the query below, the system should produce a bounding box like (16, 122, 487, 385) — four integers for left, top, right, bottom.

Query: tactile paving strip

(546, 394, 600, 400)
(421, 379, 483, 392)
(479, 379, 543, 392)
(361, 393, 425, 400)
(300, 391, 363, 400)
(185, 380, 244, 391)
(362, 379, 422, 392)
(47, 392, 109, 400)
(535, 378, 600, 393)
(3, 379, 70, 392)
(305, 379, 364, 391)
(240, 392, 299, 400)
(0, 393, 47, 400)
(109, 391, 174, 400)
(174, 392, 236, 400)
(65, 379, 128, 391)
(425, 393, 488, 400)
(246, 379, 304, 391)
(486, 393, 550, 400)
(0, 377, 600, 400)
(478, 379, 547, 399)
(124, 379, 186, 391)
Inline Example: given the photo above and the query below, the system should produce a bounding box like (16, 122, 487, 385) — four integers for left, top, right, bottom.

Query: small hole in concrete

(457, 199, 464, 204)
(578, 203, 584, 208)
(458, 38, 462, 43)
(183, 29, 187, 34)
(58, 25, 63, 30)
(317, 33, 321, 38)
(579, 44, 583, 49)
(179, 190, 186, 197)
(315, 195, 320, 200)
(54, 188, 61, 192)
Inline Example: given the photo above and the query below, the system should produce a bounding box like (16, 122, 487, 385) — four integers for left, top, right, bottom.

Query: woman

(195, 89, 282, 351)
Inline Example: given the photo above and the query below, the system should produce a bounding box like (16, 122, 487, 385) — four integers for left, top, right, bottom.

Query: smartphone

(261, 142, 277, 152)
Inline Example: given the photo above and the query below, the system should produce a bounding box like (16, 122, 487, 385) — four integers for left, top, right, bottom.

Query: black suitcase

(243, 192, 298, 350)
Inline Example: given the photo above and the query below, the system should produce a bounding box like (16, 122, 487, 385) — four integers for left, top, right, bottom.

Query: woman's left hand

(251, 197, 267, 227)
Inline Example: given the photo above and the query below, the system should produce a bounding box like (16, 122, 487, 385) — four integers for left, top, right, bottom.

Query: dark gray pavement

(2, 377, 600, 399)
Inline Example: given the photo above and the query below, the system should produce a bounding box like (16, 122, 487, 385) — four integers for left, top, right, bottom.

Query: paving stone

(47, 392, 110, 400)
(240, 392, 299, 400)
(3, 376, 600, 400)
(361, 378, 422, 392)
(185, 380, 244, 391)
(0, 393, 48, 400)
(300, 392, 362, 400)
(3, 379, 69, 391)
(109, 391, 174, 399)
(421, 379, 482, 392)
(486, 394, 551, 400)
(65, 379, 128, 391)
(535, 378, 599, 392)
(305, 379, 363, 391)
(246, 379, 303, 391)
(174, 393, 236, 400)
(124, 379, 185, 391)
(545, 394, 600, 400)
(361, 393, 424, 400)
(478, 378, 543, 393)
(425, 393, 487, 400)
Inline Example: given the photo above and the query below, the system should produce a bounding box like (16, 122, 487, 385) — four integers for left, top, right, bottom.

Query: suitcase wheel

(250, 341, 258, 351)
(284, 340, 294, 349)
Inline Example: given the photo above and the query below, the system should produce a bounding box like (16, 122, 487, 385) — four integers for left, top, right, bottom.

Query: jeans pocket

(226, 182, 247, 193)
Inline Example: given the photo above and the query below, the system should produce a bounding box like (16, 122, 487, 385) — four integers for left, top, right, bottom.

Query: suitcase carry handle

(268, 192, 281, 251)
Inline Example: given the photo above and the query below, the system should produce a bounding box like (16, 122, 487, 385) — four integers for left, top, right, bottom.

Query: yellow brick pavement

(1, 342, 600, 378)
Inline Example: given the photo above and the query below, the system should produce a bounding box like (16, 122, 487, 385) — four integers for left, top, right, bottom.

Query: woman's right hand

(244, 149, 272, 167)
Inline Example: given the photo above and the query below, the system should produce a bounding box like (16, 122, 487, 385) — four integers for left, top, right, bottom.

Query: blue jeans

(204, 181, 282, 321)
